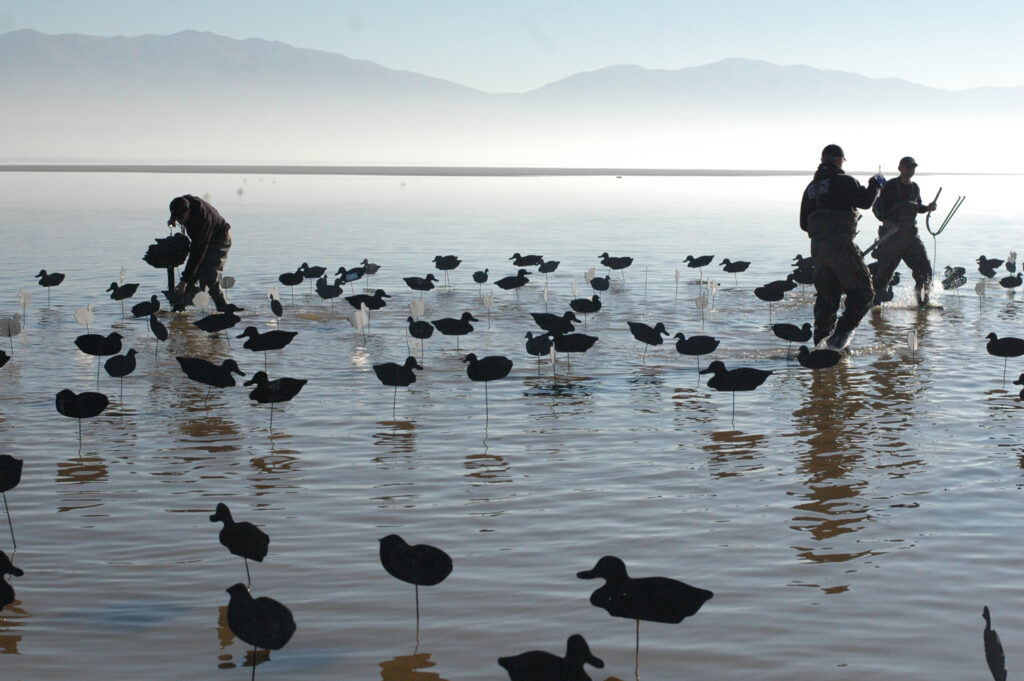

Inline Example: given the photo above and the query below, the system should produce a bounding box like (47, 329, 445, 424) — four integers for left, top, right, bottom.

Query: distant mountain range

(1, 29, 1020, 170)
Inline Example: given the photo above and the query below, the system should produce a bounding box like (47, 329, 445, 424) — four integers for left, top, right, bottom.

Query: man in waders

(871, 156, 938, 307)
(799, 144, 883, 350)
(168, 195, 232, 311)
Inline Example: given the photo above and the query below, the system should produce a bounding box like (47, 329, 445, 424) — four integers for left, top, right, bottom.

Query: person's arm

(848, 175, 879, 209)
(175, 204, 216, 292)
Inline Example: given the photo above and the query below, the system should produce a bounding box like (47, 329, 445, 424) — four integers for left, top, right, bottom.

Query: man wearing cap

(871, 156, 938, 307)
(799, 144, 883, 350)
(167, 195, 232, 311)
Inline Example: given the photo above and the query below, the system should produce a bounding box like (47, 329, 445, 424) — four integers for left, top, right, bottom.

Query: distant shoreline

(0, 164, 1000, 176)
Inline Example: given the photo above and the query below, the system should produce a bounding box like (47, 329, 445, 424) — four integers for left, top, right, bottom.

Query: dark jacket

(799, 163, 877, 234)
(176, 195, 230, 283)
(879, 179, 925, 227)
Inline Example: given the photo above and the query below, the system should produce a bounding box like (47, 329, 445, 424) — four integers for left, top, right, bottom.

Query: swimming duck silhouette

(510, 253, 544, 267)
(431, 312, 477, 350)
(0, 350, 7, 370)
(193, 304, 244, 335)
(772, 322, 812, 359)
(577, 555, 712, 625)
(107, 281, 139, 301)
(524, 332, 553, 369)
(464, 353, 513, 425)
(131, 294, 160, 318)
(588, 274, 611, 292)
(345, 288, 390, 311)
(627, 321, 669, 363)
(176, 358, 244, 408)
(373, 356, 423, 418)
(599, 252, 633, 272)
(498, 633, 603, 681)
(720, 258, 750, 284)
(985, 332, 1024, 383)
(379, 534, 452, 621)
(684, 254, 714, 278)
(211, 502, 270, 587)
(673, 332, 720, 372)
(495, 269, 531, 296)
(531, 311, 579, 335)
(35, 269, 65, 305)
(243, 371, 306, 429)
(55, 388, 110, 446)
(403, 274, 437, 293)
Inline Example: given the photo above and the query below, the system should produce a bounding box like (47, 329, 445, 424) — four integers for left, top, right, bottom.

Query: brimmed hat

(899, 156, 918, 167)
(821, 144, 845, 162)
(168, 197, 189, 225)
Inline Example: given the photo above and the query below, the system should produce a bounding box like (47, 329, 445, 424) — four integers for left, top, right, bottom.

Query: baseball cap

(899, 156, 917, 167)
(168, 197, 189, 226)
(821, 144, 845, 161)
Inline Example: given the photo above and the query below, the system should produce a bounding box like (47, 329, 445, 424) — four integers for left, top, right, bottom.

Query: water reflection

(463, 449, 510, 486)
(701, 429, 766, 477)
(379, 652, 448, 681)
(374, 420, 418, 457)
(0, 601, 28, 654)
(176, 412, 242, 455)
(215, 604, 272, 670)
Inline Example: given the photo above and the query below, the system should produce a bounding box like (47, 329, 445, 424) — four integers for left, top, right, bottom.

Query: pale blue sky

(1, 0, 1021, 93)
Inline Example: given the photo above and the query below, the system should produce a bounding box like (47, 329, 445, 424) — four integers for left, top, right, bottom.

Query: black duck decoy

(985, 332, 1024, 383)
(599, 252, 633, 272)
(771, 322, 812, 359)
(175, 357, 245, 407)
(335, 265, 366, 284)
(149, 314, 168, 341)
(1014, 373, 1024, 400)
(673, 332, 719, 372)
(498, 634, 603, 681)
(237, 327, 297, 352)
(797, 345, 841, 386)
(510, 253, 544, 267)
(360, 258, 380, 275)
(627, 321, 668, 363)
(403, 274, 438, 292)
(0, 350, 8, 370)
(433, 254, 461, 288)
(431, 312, 477, 350)
(684, 254, 714, 278)
(978, 255, 1003, 279)
(577, 555, 712, 625)
(538, 259, 560, 274)
(588, 274, 611, 292)
(75, 331, 123, 357)
(244, 371, 307, 429)
(379, 534, 452, 621)
(552, 332, 598, 373)
(531, 311, 579, 335)
(278, 267, 304, 303)
(569, 295, 602, 316)
(300, 262, 326, 280)
(525, 331, 553, 364)
(225, 583, 296, 665)
(55, 388, 110, 446)
(720, 258, 750, 284)
(0, 455, 22, 549)
(999, 272, 1022, 289)
(373, 356, 423, 418)
(142, 232, 189, 269)
(315, 275, 343, 304)
(107, 281, 139, 300)
(211, 502, 270, 588)
(193, 304, 244, 335)
(983, 606, 1007, 681)
(35, 269, 65, 288)
(131, 294, 160, 318)
(495, 269, 531, 297)
(700, 360, 772, 423)
(345, 289, 389, 311)
(472, 268, 489, 284)
(406, 317, 434, 341)
(941, 266, 967, 291)
(0, 550, 23, 612)
(104, 348, 137, 396)
(464, 353, 513, 425)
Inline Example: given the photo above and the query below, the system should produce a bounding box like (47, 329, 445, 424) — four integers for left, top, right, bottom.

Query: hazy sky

(1, 0, 1021, 93)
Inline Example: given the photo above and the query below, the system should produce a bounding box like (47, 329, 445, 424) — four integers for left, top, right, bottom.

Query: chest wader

(806, 209, 874, 346)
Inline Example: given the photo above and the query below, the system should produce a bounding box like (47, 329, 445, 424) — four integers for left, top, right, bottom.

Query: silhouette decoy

(942, 266, 967, 292)
(75, 331, 124, 387)
(406, 317, 433, 361)
(720, 258, 750, 284)
(673, 332, 719, 372)
(983, 606, 1007, 681)
(334, 265, 365, 286)
(0, 455, 22, 549)
(225, 583, 296, 672)
(107, 281, 139, 316)
(360, 258, 380, 276)
(472, 268, 489, 286)
(244, 371, 307, 429)
(373, 356, 423, 418)
(149, 313, 168, 341)
(531, 311, 579, 335)
(315, 275, 343, 306)
(684, 254, 714, 278)
(345, 289, 389, 311)
(193, 304, 244, 336)
(211, 502, 269, 587)
(510, 253, 544, 267)
(700, 360, 772, 422)
(599, 252, 633, 277)
(797, 345, 841, 386)
(627, 321, 669, 363)
(0, 350, 8, 370)
(464, 353, 513, 425)
(985, 332, 1024, 383)
(0, 313, 21, 355)
(553, 333, 598, 355)
(978, 255, 1003, 279)
(495, 269, 531, 298)
(588, 274, 611, 292)
(1014, 373, 1024, 400)
(538, 259, 560, 274)
(771, 322, 812, 359)
(55, 388, 110, 446)
(431, 312, 477, 350)
(569, 295, 602, 316)
(237, 327, 298, 370)
(300, 262, 327, 293)
(131, 294, 160, 318)
(403, 274, 438, 293)
(278, 267, 304, 303)
(379, 534, 452, 622)
(498, 634, 603, 681)
(35, 269, 65, 306)
(143, 232, 190, 269)
(104, 348, 138, 399)
(0, 550, 23, 612)
(999, 272, 1022, 289)
(578, 555, 711, 667)
(754, 275, 796, 321)
(433, 254, 461, 288)
(176, 356, 244, 408)
(525, 331, 553, 372)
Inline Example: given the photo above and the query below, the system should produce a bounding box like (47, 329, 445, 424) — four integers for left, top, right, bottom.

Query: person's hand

(926, 201, 937, 212)
(868, 175, 880, 191)
(174, 281, 187, 296)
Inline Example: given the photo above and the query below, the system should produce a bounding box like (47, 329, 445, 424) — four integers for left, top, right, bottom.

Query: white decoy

(74, 303, 95, 332)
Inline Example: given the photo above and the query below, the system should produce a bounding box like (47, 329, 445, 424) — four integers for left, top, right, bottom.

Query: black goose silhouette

(379, 534, 452, 622)
(431, 312, 477, 350)
(531, 311, 579, 335)
(104, 348, 137, 398)
(55, 388, 110, 446)
(578, 555, 711, 667)
(193, 304, 244, 336)
(211, 502, 269, 587)
(673, 332, 719, 373)
(406, 318, 433, 361)
(315, 275, 343, 305)
(106, 281, 139, 317)
(0, 455, 22, 549)
(495, 269, 531, 298)
(277, 267, 304, 303)
(498, 634, 603, 681)
(464, 353, 513, 425)
(35, 269, 65, 306)
(588, 274, 611, 292)
(720, 258, 750, 284)
(524, 332, 553, 372)
(433, 254, 461, 288)
(225, 583, 296, 675)
(176, 357, 244, 408)
(345, 289, 389, 311)
(569, 295, 601, 316)
(75, 331, 123, 387)
(684, 254, 714, 278)
(336, 265, 366, 285)
(244, 371, 307, 429)
(999, 272, 1022, 289)
(771, 322, 812, 359)
(0, 550, 23, 612)
(373, 356, 423, 418)
(403, 274, 438, 293)
(700, 360, 772, 423)
(599, 252, 633, 275)
(472, 269, 489, 284)
(238, 327, 298, 370)
(627, 321, 668, 363)
(510, 253, 544, 267)
(986, 332, 1024, 383)
(553, 332, 598, 372)
(131, 294, 160, 318)
(797, 345, 841, 386)
(978, 256, 1003, 278)
(538, 259, 560, 274)
(983, 606, 1007, 681)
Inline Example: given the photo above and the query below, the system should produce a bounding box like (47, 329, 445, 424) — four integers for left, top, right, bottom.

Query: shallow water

(0, 171, 1021, 680)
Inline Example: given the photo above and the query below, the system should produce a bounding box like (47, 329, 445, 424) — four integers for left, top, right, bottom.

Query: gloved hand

(868, 174, 884, 191)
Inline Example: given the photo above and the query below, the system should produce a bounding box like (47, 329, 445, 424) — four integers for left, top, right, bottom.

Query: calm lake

(0, 170, 1021, 681)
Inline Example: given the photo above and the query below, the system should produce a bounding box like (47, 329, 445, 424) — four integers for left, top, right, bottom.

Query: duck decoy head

(518, 269, 532, 276)
(699, 360, 726, 375)
(224, 360, 245, 376)
(210, 502, 231, 523)
(986, 332, 999, 341)
(655, 322, 668, 335)
(566, 634, 603, 668)
(404, 356, 424, 370)
(463, 353, 479, 364)
(375, 289, 390, 298)
(427, 274, 438, 282)
(577, 555, 627, 581)
(0, 550, 22, 577)
(226, 583, 250, 600)
(673, 332, 686, 339)
(243, 371, 269, 386)
(461, 312, 479, 322)
(236, 326, 259, 339)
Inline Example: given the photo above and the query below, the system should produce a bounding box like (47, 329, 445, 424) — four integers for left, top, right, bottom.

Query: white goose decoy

(74, 303, 95, 332)
(0, 313, 22, 355)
